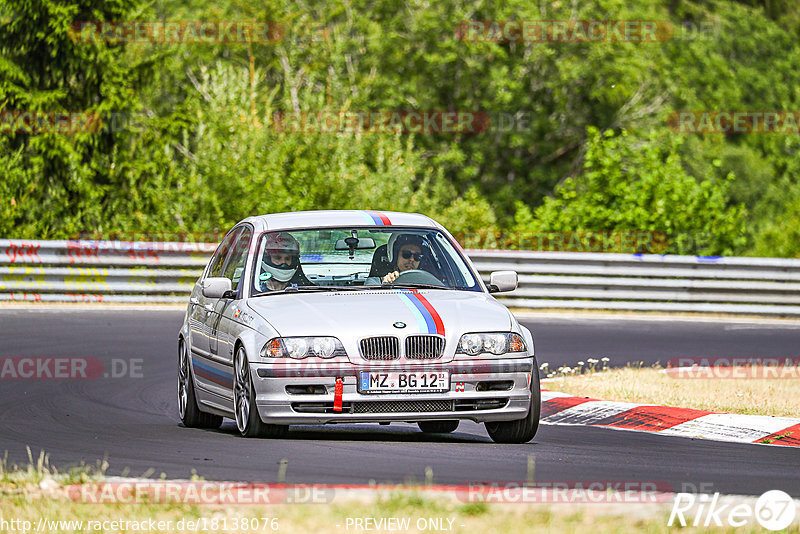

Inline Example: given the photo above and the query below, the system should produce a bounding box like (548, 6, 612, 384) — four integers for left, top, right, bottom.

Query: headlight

(459, 334, 483, 355)
(260, 337, 346, 359)
(284, 338, 309, 358)
(483, 334, 507, 355)
(456, 332, 527, 356)
(312, 337, 338, 358)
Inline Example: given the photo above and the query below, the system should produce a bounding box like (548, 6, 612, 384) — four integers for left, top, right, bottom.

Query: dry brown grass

(546, 367, 800, 417)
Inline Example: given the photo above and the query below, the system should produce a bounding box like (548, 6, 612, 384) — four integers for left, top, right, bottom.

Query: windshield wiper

(295, 285, 369, 291)
(384, 283, 454, 290)
(253, 285, 372, 296)
(252, 286, 336, 296)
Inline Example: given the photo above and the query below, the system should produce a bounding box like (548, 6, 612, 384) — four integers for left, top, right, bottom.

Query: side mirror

(203, 277, 233, 299)
(488, 271, 518, 293)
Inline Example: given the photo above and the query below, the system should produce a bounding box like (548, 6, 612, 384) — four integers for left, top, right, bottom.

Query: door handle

(204, 304, 215, 312)
(190, 297, 199, 305)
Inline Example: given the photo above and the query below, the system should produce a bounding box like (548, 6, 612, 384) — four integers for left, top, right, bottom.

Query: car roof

(239, 210, 444, 233)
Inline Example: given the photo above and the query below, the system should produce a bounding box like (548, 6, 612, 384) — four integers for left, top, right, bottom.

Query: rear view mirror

(488, 271, 518, 293)
(335, 237, 376, 250)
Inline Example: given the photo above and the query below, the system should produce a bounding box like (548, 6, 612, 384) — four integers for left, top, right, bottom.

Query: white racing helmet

(260, 232, 300, 283)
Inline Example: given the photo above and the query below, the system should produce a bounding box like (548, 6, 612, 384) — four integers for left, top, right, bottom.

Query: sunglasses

(400, 250, 424, 261)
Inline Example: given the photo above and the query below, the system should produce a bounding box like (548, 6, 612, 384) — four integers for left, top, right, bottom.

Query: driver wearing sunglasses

(382, 235, 425, 284)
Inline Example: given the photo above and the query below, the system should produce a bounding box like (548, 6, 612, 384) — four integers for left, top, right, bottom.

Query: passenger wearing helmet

(382, 234, 426, 283)
(258, 232, 311, 291)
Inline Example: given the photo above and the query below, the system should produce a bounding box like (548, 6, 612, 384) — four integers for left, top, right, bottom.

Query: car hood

(246, 289, 513, 361)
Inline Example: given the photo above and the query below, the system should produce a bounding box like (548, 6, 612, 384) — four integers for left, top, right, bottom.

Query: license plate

(358, 371, 450, 394)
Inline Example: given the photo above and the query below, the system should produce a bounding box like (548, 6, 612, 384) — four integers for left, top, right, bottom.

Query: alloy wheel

(234, 347, 251, 433)
(177, 340, 189, 419)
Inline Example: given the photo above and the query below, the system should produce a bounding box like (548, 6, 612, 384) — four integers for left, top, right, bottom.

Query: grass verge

(2, 454, 799, 533)
(544, 365, 800, 417)
(3, 481, 797, 533)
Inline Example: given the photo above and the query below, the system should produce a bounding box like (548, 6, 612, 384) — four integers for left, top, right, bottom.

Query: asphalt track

(0, 308, 798, 497)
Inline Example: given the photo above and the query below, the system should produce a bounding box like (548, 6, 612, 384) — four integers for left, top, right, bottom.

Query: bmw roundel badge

(393, 321, 407, 329)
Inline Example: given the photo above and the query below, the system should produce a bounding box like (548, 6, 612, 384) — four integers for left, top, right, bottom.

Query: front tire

(234, 346, 288, 439)
(178, 338, 223, 429)
(485, 365, 541, 444)
(418, 420, 459, 434)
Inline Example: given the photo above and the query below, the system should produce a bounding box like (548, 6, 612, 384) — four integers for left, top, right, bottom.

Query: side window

(222, 227, 252, 291)
(207, 229, 241, 279)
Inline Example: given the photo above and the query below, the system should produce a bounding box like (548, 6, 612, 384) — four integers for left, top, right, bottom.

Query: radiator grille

(405, 335, 445, 359)
(360, 336, 400, 360)
(353, 400, 454, 414)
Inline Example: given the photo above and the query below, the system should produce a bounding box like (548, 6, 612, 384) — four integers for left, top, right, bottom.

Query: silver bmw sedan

(178, 210, 540, 443)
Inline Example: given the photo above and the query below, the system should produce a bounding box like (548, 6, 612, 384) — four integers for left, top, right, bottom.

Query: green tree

(3, 0, 800, 259)
(749, 188, 800, 258)
(525, 127, 747, 255)
(0, 0, 145, 237)
(165, 62, 497, 233)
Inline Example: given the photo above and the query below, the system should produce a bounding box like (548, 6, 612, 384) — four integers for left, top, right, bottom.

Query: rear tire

(178, 338, 223, 429)
(485, 365, 540, 444)
(418, 420, 459, 434)
(234, 346, 288, 439)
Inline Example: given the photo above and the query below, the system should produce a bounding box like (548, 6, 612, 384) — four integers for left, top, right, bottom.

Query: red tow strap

(333, 377, 343, 412)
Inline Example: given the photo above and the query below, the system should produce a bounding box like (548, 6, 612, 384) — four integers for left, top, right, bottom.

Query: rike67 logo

(669, 490, 797, 530)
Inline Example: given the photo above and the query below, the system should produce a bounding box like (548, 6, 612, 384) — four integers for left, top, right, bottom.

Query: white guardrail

(2, 240, 800, 315)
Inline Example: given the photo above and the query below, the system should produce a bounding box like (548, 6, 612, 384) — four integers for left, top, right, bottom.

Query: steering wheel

(392, 269, 445, 287)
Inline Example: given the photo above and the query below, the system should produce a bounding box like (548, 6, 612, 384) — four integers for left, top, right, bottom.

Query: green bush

(525, 128, 748, 255)
(1, 0, 799, 258)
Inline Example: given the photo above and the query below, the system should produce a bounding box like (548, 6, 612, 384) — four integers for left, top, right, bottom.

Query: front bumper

(251, 358, 535, 424)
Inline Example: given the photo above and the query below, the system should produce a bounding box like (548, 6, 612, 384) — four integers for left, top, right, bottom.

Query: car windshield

(252, 227, 481, 295)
